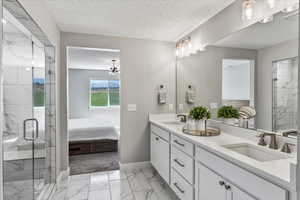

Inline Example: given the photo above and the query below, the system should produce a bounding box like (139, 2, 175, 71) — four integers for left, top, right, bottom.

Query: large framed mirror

(176, 10, 298, 137)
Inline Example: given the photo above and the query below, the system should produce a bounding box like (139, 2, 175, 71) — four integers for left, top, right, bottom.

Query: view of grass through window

(33, 78, 45, 107)
(90, 80, 120, 107)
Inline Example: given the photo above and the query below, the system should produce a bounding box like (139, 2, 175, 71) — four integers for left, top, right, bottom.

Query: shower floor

(69, 152, 120, 175)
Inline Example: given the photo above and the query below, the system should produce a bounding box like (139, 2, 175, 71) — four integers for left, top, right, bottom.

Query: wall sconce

(175, 36, 192, 58)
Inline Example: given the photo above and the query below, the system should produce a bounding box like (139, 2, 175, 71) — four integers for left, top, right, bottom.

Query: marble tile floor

(51, 167, 179, 200)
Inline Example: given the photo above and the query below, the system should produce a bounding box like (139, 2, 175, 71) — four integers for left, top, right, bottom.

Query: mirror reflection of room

(177, 10, 298, 134)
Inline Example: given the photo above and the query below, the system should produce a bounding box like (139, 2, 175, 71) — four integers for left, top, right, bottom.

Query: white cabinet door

(151, 132, 170, 183)
(229, 186, 256, 200)
(195, 162, 227, 200)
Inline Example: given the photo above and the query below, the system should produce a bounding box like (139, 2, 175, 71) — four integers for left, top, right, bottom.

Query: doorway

(67, 47, 121, 175)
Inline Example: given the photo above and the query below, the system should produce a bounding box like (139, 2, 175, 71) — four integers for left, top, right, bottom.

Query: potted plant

(217, 105, 240, 125)
(189, 106, 211, 131)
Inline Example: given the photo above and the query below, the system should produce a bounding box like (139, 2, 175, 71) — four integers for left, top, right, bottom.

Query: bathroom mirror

(176, 10, 298, 135)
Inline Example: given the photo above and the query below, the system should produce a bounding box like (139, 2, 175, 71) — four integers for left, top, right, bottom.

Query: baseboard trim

(119, 161, 151, 171)
(57, 167, 70, 187)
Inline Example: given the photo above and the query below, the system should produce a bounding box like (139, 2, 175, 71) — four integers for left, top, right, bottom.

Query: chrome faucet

(177, 114, 187, 123)
(257, 132, 278, 150)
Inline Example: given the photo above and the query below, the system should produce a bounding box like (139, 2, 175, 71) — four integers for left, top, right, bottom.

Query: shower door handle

(23, 118, 39, 141)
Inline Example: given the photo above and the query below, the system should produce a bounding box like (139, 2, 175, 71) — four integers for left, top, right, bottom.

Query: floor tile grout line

(124, 170, 137, 200)
(106, 172, 113, 200)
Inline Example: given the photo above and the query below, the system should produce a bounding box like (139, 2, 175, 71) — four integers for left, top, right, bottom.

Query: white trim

(119, 161, 151, 171)
(57, 167, 70, 188)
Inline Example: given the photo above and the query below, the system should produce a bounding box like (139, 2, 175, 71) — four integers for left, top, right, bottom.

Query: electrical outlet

(127, 104, 137, 112)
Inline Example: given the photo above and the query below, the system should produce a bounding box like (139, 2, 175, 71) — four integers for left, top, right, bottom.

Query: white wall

(61, 32, 176, 171)
(68, 69, 120, 127)
(256, 39, 298, 130)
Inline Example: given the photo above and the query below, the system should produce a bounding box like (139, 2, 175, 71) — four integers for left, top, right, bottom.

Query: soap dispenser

(186, 85, 196, 104)
(158, 85, 167, 104)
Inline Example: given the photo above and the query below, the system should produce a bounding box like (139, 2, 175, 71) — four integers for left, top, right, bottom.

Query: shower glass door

(272, 57, 298, 131)
(2, 14, 45, 200)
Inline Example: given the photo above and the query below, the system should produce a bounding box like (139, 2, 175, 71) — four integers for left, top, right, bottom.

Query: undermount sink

(222, 143, 289, 162)
(162, 121, 184, 125)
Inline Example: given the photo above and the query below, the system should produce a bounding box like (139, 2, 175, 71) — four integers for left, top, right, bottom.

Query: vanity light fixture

(242, 0, 256, 20)
(175, 36, 192, 58)
(259, 15, 274, 23)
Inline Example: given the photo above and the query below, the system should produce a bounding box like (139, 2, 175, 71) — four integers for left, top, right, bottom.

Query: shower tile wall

(3, 65, 32, 149)
(273, 58, 298, 131)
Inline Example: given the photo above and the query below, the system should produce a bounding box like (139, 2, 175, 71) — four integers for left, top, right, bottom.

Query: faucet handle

(281, 143, 296, 154)
(257, 133, 267, 146)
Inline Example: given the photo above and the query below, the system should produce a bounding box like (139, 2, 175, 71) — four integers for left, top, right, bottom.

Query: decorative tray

(182, 127, 220, 137)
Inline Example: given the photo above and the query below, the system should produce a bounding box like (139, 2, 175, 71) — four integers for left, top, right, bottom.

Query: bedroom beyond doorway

(67, 47, 121, 175)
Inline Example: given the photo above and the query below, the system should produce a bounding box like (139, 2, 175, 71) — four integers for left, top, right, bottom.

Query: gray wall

(61, 32, 176, 170)
(177, 46, 257, 113)
(68, 69, 120, 127)
(256, 39, 298, 130)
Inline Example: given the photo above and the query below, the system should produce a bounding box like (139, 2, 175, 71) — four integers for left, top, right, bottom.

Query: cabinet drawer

(171, 134, 194, 156)
(171, 146, 194, 184)
(195, 147, 287, 200)
(171, 169, 193, 200)
(151, 124, 170, 141)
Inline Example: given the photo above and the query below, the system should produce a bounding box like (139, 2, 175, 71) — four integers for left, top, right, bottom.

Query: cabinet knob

(155, 137, 159, 141)
(219, 181, 225, 186)
(225, 185, 231, 190)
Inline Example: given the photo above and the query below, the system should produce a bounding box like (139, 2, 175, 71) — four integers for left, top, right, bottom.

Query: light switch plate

(127, 104, 137, 112)
(169, 104, 174, 111)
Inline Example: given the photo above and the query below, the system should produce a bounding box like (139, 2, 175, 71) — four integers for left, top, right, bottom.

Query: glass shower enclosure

(272, 57, 298, 131)
(1, 2, 56, 200)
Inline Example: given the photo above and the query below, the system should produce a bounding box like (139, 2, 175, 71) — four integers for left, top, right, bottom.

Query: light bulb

(175, 48, 179, 57)
(2, 19, 7, 24)
(268, 0, 275, 9)
(242, 0, 255, 21)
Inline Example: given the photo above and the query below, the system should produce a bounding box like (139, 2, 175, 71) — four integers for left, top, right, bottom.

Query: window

(33, 78, 45, 107)
(90, 79, 120, 107)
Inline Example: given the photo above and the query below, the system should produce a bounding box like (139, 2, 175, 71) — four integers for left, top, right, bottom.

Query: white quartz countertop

(149, 114, 297, 191)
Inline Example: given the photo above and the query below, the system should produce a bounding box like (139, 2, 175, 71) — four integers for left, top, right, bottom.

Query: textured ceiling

(44, 0, 235, 41)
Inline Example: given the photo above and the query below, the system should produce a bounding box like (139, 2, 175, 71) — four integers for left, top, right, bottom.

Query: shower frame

(0, 0, 57, 199)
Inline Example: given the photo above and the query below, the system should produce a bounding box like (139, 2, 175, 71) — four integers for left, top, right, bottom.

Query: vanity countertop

(149, 114, 297, 191)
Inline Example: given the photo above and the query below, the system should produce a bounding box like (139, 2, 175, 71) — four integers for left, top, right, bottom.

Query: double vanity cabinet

(150, 122, 294, 200)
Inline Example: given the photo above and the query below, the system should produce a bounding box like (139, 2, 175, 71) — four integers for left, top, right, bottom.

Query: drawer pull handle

(219, 181, 225, 186)
(225, 185, 231, 191)
(174, 140, 185, 147)
(173, 183, 185, 194)
(174, 159, 185, 167)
